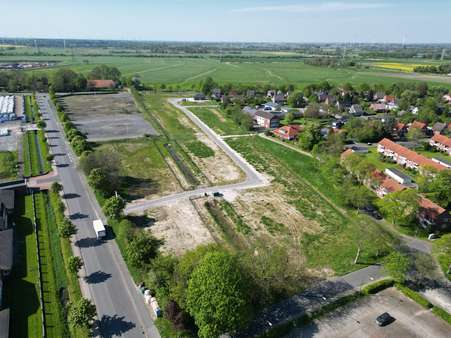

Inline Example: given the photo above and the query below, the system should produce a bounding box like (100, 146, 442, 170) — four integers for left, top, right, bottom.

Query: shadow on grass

(119, 176, 160, 201)
(126, 215, 156, 229)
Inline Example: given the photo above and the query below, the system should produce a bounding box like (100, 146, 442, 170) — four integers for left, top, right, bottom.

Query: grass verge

(0, 151, 17, 180)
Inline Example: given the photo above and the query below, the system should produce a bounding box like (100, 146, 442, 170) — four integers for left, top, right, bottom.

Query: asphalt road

(36, 94, 160, 338)
(124, 98, 268, 215)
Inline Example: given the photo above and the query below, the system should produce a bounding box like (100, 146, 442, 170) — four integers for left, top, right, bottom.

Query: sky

(1, 0, 450, 43)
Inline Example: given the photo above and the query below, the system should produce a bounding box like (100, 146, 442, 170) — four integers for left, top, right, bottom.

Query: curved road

(37, 94, 160, 338)
(125, 98, 268, 215)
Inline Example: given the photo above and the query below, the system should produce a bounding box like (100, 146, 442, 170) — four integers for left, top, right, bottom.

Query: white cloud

(232, 2, 392, 13)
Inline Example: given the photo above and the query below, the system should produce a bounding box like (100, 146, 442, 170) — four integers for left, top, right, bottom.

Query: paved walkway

(235, 265, 385, 338)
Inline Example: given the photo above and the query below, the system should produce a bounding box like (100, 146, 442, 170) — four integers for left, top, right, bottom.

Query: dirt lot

(62, 93, 158, 141)
(0, 122, 22, 152)
(147, 198, 215, 256)
(285, 288, 451, 338)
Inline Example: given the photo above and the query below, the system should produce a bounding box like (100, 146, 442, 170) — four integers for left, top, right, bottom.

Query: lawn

(365, 147, 419, 180)
(0, 151, 17, 180)
(22, 130, 51, 177)
(432, 234, 451, 281)
(3, 54, 451, 88)
(4, 194, 43, 338)
(95, 138, 178, 200)
(189, 107, 251, 135)
(226, 136, 395, 275)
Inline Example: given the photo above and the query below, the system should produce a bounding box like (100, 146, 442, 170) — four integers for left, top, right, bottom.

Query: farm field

(189, 106, 252, 135)
(2, 54, 451, 87)
(371, 62, 436, 72)
(225, 136, 396, 275)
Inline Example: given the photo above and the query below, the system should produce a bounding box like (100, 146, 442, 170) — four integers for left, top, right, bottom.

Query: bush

(361, 278, 394, 295)
(432, 306, 451, 325)
(395, 284, 433, 309)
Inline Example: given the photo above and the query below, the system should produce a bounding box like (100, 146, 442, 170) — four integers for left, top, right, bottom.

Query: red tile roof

(273, 125, 302, 139)
(378, 138, 446, 171)
(432, 134, 451, 148)
(410, 121, 427, 130)
(371, 170, 386, 184)
(87, 79, 116, 89)
(381, 177, 406, 194)
(419, 197, 446, 220)
(341, 148, 354, 160)
(384, 95, 396, 103)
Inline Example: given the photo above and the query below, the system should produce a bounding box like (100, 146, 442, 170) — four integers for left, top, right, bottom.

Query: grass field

(0, 151, 17, 180)
(22, 130, 51, 177)
(2, 54, 451, 88)
(189, 107, 251, 135)
(226, 136, 395, 275)
(4, 194, 43, 338)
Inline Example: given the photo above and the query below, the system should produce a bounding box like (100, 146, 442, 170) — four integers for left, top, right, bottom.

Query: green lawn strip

(34, 192, 68, 337)
(395, 283, 451, 325)
(48, 191, 89, 338)
(226, 136, 395, 274)
(27, 131, 43, 176)
(155, 318, 194, 338)
(0, 151, 18, 180)
(37, 130, 52, 173)
(189, 107, 248, 135)
(24, 96, 34, 122)
(22, 133, 32, 177)
(220, 200, 251, 235)
(4, 194, 43, 338)
(183, 140, 214, 158)
(432, 234, 451, 281)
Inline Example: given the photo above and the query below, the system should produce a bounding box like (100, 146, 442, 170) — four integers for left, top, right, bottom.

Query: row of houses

(430, 134, 451, 155)
(0, 190, 14, 338)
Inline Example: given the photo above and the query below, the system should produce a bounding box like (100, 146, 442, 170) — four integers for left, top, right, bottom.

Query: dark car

(376, 312, 395, 326)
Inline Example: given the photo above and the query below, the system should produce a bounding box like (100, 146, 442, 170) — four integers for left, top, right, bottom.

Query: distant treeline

(304, 57, 359, 68)
(413, 64, 451, 74)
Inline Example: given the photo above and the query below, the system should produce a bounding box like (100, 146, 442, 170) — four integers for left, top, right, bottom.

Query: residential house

(254, 111, 281, 129)
(242, 106, 258, 117)
(373, 91, 385, 101)
(211, 88, 222, 101)
(272, 125, 302, 141)
(272, 91, 286, 104)
(432, 157, 451, 169)
(430, 134, 451, 155)
(442, 93, 451, 104)
(263, 102, 281, 112)
(409, 120, 427, 132)
(418, 198, 450, 231)
(377, 138, 447, 172)
(394, 122, 408, 138)
(370, 103, 387, 113)
(349, 104, 365, 116)
(376, 176, 406, 198)
(384, 168, 413, 185)
(432, 122, 447, 135)
(86, 79, 116, 90)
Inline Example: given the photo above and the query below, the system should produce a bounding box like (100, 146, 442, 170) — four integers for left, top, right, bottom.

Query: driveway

(124, 98, 268, 215)
(285, 288, 451, 338)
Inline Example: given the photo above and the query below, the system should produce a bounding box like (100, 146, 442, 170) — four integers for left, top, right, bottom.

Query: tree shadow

(69, 212, 88, 220)
(84, 270, 112, 284)
(63, 193, 80, 199)
(45, 129, 60, 134)
(126, 215, 156, 229)
(119, 176, 160, 201)
(94, 314, 136, 338)
(75, 237, 102, 248)
(56, 163, 69, 168)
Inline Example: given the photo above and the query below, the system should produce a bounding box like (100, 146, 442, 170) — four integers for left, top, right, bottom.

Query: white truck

(93, 219, 106, 239)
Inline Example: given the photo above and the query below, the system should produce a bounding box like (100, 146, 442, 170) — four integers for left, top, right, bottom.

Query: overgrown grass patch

(432, 234, 451, 281)
(189, 107, 249, 135)
(0, 151, 17, 180)
(260, 216, 286, 235)
(184, 140, 214, 158)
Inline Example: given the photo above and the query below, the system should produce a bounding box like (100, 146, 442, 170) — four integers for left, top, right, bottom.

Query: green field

(189, 107, 251, 135)
(226, 136, 396, 274)
(2, 54, 451, 88)
(4, 194, 43, 338)
(22, 130, 51, 177)
(0, 151, 17, 180)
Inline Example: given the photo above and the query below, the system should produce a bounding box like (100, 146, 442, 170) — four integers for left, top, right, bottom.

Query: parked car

(376, 312, 395, 326)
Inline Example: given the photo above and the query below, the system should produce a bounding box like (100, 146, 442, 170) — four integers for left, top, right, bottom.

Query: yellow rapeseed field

(373, 62, 433, 72)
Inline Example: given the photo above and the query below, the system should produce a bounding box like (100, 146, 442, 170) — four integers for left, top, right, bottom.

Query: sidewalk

(235, 265, 384, 338)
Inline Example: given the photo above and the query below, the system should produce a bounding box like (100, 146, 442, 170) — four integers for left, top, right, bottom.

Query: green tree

(59, 218, 77, 238)
(103, 196, 125, 219)
(88, 65, 121, 81)
(383, 251, 410, 283)
(88, 168, 108, 191)
(68, 298, 96, 328)
(342, 183, 374, 209)
(68, 256, 84, 275)
(186, 251, 251, 338)
(298, 123, 322, 150)
(50, 182, 63, 194)
(288, 91, 306, 108)
(201, 77, 216, 95)
(285, 111, 295, 124)
(406, 127, 425, 141)
(126, 232, 162, 269)
(37, 120, 46, 129)
(377, 189, 419, 226)
(428, 170, 451, 208)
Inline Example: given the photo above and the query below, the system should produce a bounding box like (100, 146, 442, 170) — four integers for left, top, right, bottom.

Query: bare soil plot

(62, 93, 158, 141)
(147, 199, 214, 256)
(285, 288, 451, 338)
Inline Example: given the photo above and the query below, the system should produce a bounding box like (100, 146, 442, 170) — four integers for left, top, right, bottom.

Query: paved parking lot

(285, 288, 450, 338)
(62, 93, 158, 142)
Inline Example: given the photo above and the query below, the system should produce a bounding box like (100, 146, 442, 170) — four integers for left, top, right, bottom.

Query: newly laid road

(125, 98, 268, 214)
(36, 94, 160, 338)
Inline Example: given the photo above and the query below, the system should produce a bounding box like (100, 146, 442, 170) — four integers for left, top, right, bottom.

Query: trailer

(93, 219, 106, 239)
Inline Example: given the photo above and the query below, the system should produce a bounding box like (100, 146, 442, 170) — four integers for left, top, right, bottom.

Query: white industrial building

(0, 96, 16, 123)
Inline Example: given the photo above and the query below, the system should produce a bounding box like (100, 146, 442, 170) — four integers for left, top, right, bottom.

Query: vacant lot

(189, 107, 251, 135)
(285, 288, 451, 338)
(95, 139, 182, 200)
(62, 93, 157, 141)
(226, 136, 395, 275)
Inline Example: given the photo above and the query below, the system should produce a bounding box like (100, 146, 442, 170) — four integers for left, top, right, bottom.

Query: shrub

(395, 283, 432, 309)
(361, 278, 394, 295)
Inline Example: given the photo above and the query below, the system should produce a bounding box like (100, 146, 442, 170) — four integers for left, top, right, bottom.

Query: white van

(93, 219, 106, 239)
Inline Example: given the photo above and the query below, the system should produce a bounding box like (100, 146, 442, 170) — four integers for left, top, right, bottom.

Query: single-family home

(272, 125, 302, 141)
(384, 168, 412, 185)
(254, 111, 281, 129)
(431, 122, 447, 135)
(418, 198, 450, 231)
(409, 120, 427, 132)
(263, 102, 281, 112)
(383, 95, 396, 104)
(376, 176, 407, 198)
(377, 138, 447, 172)
(370, 103, 387, 113)
(429, 134, 451, 155)
(211, 88, 222, 101)
(87, 79, 116, 90)
(349, 104, 365, 116)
